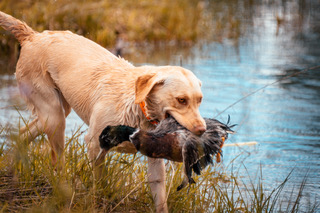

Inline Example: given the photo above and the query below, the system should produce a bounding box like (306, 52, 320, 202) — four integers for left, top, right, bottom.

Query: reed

(0, 116, 318, 212)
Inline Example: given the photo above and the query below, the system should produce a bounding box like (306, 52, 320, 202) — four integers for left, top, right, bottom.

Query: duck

(99, 116, 235, 190)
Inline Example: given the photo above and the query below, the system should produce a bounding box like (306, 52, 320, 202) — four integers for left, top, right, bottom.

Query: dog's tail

(0, 11, 36, 44)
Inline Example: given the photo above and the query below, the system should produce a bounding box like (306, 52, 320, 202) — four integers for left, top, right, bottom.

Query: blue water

(0, 0, 319, 210)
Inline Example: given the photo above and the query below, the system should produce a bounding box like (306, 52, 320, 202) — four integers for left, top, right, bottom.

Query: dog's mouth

(163, 110, 206, 135)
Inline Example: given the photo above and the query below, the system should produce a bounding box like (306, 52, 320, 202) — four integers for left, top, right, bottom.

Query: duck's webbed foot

(177, 178, 188, 191)
(177, 177, 196, 191)
(189, 177, 196, 184)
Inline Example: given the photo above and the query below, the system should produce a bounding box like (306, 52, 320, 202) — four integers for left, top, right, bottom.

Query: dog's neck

(115, 95, 155, 130)
(139, 101, 159, 126)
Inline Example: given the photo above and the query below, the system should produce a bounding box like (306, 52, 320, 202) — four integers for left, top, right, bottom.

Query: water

(1, 0, 320, 209)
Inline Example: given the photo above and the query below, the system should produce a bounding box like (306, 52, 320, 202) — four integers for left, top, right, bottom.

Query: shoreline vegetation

(0, 0, 211, 72)
(0, 119, 318, 212)
(0, 0, 245, 72)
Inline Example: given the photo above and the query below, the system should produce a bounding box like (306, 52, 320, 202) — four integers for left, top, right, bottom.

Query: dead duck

(99, 116, 235, 190)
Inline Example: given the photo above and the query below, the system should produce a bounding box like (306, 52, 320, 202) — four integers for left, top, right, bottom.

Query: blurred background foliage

(0, 0, 249, 71)
(1, 0, 207, 43)
(0, 0, 207, 68)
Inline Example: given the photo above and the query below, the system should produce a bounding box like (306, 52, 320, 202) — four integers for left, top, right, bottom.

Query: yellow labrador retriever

(0, 11, 206, 212)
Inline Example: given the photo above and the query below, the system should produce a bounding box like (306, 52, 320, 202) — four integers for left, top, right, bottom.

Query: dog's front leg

(148, 157, 168, 213)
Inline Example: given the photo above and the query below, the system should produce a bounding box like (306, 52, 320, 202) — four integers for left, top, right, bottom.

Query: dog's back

(0, 11, 135, 124)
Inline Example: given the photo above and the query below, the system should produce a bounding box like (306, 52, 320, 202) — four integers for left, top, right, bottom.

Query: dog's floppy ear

(135, 73, 164, 104)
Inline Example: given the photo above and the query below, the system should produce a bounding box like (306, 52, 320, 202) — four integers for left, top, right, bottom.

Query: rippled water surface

(1, 0, 320, 208)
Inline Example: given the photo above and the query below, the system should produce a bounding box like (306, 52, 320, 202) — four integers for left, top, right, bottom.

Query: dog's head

(135, 66, 206, 135)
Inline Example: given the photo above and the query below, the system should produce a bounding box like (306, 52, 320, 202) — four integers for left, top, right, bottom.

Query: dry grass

(0, 0, 210, 52)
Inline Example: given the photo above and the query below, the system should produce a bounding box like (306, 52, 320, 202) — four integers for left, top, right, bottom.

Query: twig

(69, 191, 75, 210)
(224, 141, 258, 147)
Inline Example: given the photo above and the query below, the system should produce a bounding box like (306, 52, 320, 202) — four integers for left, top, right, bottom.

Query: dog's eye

(177, 98, 187, 105)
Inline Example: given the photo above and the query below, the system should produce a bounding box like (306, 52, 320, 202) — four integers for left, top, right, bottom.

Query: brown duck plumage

(99, 116, 235, 190)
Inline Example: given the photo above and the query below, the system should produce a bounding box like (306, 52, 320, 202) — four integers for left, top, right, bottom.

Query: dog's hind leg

(36, 98, 67, 168)
(18, 82, 71, 146)
(18, 81, 67, 168)
(19, 95, 71, 147)
(19, 117, 43, 143)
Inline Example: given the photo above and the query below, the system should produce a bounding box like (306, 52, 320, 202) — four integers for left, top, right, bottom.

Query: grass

(0, 117, 318, 212)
